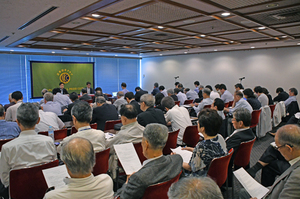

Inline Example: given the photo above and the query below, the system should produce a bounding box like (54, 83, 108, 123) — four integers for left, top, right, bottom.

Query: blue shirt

(221, 90, 234, 103)
(151, 88, 159, 96)
(42, 101, 62, 116)
(0, 120, 21, 139)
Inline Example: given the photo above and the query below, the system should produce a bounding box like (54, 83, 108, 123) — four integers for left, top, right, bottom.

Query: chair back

(133, 142, 147, 164)
(174, 101, 180, 106)
(269, 104, 276, 118)
(106, 94, 112, 97)
(207, 148, 234, 187)
(163, 129, 180, 155)
(250, 109, 262, 128)
(86, 99, 93, 103)
(104, 119, 122, 131)
(234, 138, 256, 168)
(184, 99, 193, 105)
(203, 104, 211, 109)
(182, 125, 199, 147)
(228, 101, 234, 107)
(90, 123, 98, 129)
(224, 102, 230, 108)
(0, 138, 14, 152)
(93, 148, 110, 176)
(38, 128, 68, 140)
(9, 159, 59, 199)
(142, 171, 182, 199)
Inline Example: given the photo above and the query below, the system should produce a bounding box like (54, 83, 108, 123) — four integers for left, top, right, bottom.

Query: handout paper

(42, 164, 70, 189)
(171, 146, 193, 163)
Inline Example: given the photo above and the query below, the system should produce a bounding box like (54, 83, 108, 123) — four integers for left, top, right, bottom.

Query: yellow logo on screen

(57, 69, 73, 84)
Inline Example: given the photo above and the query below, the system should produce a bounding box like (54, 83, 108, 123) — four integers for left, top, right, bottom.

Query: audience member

(63, 92, 80, 120)
(168, 176, 223, 199)
(91, 97, 119, 131)
(115, 123, 183, 199)
(0, 103, 56, 199)
(206, 85, 220, 100)
(273, 87, 289, 102)
(243, 88, 262, 110)
(175, 81, 180, 88)
(191, 88, 213, 115)
(215, 84, 222, 96)
(42, 92, 62, 116)
(177, 83, 184, 92)
(39, 88, 48, 105)
(194, 81, 200, 93)
(224, 91, 253, 114)
(284, 87, 298, 107)
(154, 92, 165, 112)
(151, 82, 160, 96)
(235, 83, 244, 93)
(219, 84, 234, 103)
(162, 96, 192, 145)
(254, 86, 269, 106)
(121, 82, 129, 94)
(94, 87, 108, 101)
(125, 92, 142, 114)
(211, 98, 225, 120)
(44, 137, 113, 199)
(53, 88, 72, 108)
(5, 91, 23, 122)
(262, 87, 274, 105)
(85, 81, 94, 94)
(134, 87, 148, 102)
(174, 88, 187, 105)
(79, 88, 92, 101)
(198, 85, 204, 100)
(113, 91, 127, 112)
(137, 94, 166, 127)
(184, 88, 198, 101)
(3, 93, 15, 111)
(181, 109, 226, 176)
(167, 88, 178, 101)
(159, 85, 168, 97)
(59, 82, 69, 94)
(0, 104, 20, 139)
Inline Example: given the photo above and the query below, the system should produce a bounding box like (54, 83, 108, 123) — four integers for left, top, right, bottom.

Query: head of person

(205, 85, 213, 92)
(174, 88, 180, 95)
(41, 89, 48, 96)
(95, 90, 103, 98)
(117, 91, 124, 99)
(178, 83, 183, 90)
(159, 85, 165, 91)
(235, 83, 244, 91)
(125, 92, 135, 103)
(175, 82, 180, 88)
(202, 88, 211, 99)
(86, 82, 91, 88)
(161, 96, 175, 111)
(61, 137, 95, 178)
(44, 92, 54, 103)
(215, 84, 220, 91)
(154, 82, 159, 88)
(276, 87, 284, 94)
(95, 96, 106, 107)
(232, 108, 251, 129)
(184, 88, 190, 94)
(69, 92, 78, 102)
(81, 88, 87, 95)
(12, 91, 23, 101)
(59, 82, 64, 89)
(142, 123, 168, 159)
(275, 124, 300, 162)
(167, 88, 174, 96)
(219, 84, 227, 94)
(121, 82, 127, 89)
(135, 87, 141, 92)
(140, 94, 155, 111)
(211, 98, 224, 111)
(194, 81, 200, 87)
(52, 88, 61, 95)
(261, 87, 269, 95)
(95, 87, 103, 92)
(120, 104, 138, 125)
(199, 85, 204, 90)
(0, 104, 5, 118)
(254, 86, 263, 94)
(155, 93, 165, 106)
(198, 109, 222, 137)
(234, 91, 243, 102)
(289, 88, 298, 96)
(32, 102, 42, 110)
(16, 103, 40, 130)
(71, 101, 92, 128)
(168, 176, 223, 199)
(243, 88, 255, 99)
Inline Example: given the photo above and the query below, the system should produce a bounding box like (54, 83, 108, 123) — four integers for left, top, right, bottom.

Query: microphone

(239, 77, 245, 81)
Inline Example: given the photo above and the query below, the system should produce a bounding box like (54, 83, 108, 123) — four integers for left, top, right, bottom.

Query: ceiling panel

(137, 31, 184, 40)
(54, 34, 100, 41)
(221, 31, 268, 40)
(210, 0, 272, 9)
(77, 21, 138, 34)
(99, 0, 151, 14)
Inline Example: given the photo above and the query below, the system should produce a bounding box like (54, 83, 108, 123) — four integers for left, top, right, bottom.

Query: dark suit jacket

(91, 104, 119, 130)
(117, 155, 183, 199)
(79, 94, 92, 101)
(130, 100, 142, 114)
(61, 88, 69, 94)
(170, 94, 178, 102)
(137, 107, 167, 127)
(226, 128, 255, 153)
(273, 91, 289, 102)
(85, 87, 94, 94)
(135, 90, 148, 102)
(63, 99, 80, 121)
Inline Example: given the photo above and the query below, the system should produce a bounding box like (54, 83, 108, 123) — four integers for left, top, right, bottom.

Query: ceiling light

(51, 51, 55, 53)
(221, 12, 230, 17)
(266, 3, 279, 8)
(250, 46, 255, 49)
(282, 35, 287, 38)
(157, 26, 164, 29)
(92, 13, 101, 18)
(258, 26, 266, 30)
(184, 52, 187, 54)
(200, 34, 206, 37)
(160, 54, 162, 56)
(139, 56, 142, 57)
(62, 47, 69, 50)
(230, 41, 234, 43)
(214, 49, 218, 51)
(115, 55, 118, 56)
(86, 53, 89, 55)
(297, 43, 300, 45)
(10, 50, 14, 52)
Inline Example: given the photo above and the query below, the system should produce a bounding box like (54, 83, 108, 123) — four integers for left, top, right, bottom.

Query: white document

(171, 146, 193, 163)
(114, 143, 142, 175)
(105, 132, 115, 140)
(233, 168, 269, 199)
(42, 165, 70, 189)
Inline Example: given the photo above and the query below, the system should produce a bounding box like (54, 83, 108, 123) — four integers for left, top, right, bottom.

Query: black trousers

(0, 180, 9, 199)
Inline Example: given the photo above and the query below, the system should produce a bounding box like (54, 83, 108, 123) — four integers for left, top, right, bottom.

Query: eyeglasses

(274, 143, 293, 150)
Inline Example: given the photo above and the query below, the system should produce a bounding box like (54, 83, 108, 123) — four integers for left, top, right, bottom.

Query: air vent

(0, 36, 9, 43)
(272, 11, 300, 20)
(18, 6, 58, 30)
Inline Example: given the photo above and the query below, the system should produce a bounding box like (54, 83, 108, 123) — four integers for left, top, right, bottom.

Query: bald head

(276, 125, 300, 149)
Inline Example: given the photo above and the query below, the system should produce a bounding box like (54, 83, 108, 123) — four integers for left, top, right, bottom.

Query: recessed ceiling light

(200, 34, 206, 37)
(297, 43, 300, 45)
(10, 50, 14, 52)
(184, 52, 187, 54)
(258, 26, 266, 30)
(51, 51, 55, 53)
(139, 56, 142, 57)
(230, 41, 234, 43)
(214, 49, 218, 51)
(221, 12, 230, 17)
(282, 35, 287, 38)
(115, 55, 118, 56)
(250, 46, 255, 49)
(266, 3, 279, 8)
(160, 54, 162, 56)
(86, 53, 89, 55)
(157, 26, 164, 29)
(92, 13, 101, 18)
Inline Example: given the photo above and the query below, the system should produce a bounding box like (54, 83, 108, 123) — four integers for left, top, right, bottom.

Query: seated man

(159, 85, 168, 97)
(91, 96, 119, 131)
(181, 109, 226, 176)
(219, 84, 234, 103)
(44, 137, 113, 199)
(273, 87, 289, 102)
(235, 83, 244, 93)
(121, 82, 129, 95)
(63, 92, 80, 121)
(42, 92, 62, 116)
(58, 101, 105, 153)
(211, 98, 225, 120)
(0, 104, 20, 139)
(184, 88, 198, 101)
(125, 92, 142, 114)
(79, 88, 92, 101)
(240, 125, 300, 199)
(191, 88, 213, 115)
(113, 91, 127, 113)
(194, 81, 200, 93)
(39, 89, 48, 105)
(284, 87, 298, 107)
(53, 88, 72, 108)
(115, 123, 183, 199)
(3, 93, 15, 111)
(59, 82, 69, 94)
(5, 91, 23, 122)
(224, 91, 253, 114)
(167, 88, 178, 102)
(134, 87, 148, 102)
(161, 96, 192, 145)
(254, 86, 269, 106)
(205, 85, 219, 100)
(151, 82, 160, 96)
(174, 88, 187, 105)
(137, 94, 166, 127)
(0, 103, 56, 199)
(85, 81, 94, 94)
(168, 176, 223, 199)
(243, 88, 261, 110)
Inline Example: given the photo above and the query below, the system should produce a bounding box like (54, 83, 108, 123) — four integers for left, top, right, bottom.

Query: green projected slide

(31, 62, 94, 98)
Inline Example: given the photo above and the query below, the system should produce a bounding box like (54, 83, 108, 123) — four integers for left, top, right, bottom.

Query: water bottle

(48, 126, 54, 142)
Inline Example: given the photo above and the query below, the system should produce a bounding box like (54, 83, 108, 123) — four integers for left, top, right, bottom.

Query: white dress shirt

(176, 92, 188, 105)
(5, 101, 23, 122)
(54, 93, 72, 107)
(186, 90, 198, 100)
(193, 98, 214, 115)
(35, 110, 65, 133)
(210, 91, 220, 100)
(42, 101, 63, 116)
(221, 90, 234, 103)
(161, 89, 168, 97)
(229, 98, 253, 113)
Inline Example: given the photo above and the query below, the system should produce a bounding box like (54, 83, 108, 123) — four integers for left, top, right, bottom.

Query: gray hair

(233, 108, 251, 127)
(0, 104, 4, 117)
(203, 88, 211, 96)
(167, 88, 174, 95)
(8, 93, 12, 100)
(199, 85, 204, 89)
(161, 96, 175, 109)
(17, 103, 39, 128)
(277, 124, 300, 149)
(168, 177, 223, 199)
(71, 101, 92, 123)
(143, 123, 168, 150)
(44, 92, 53, 102)
(41, 88, 48, 96)
(32, 102, 42, 110)
(95, 96, 106, 104)
(140, 94, 155, 107)
(117, 91, 124, 97)
(61, 137, 95, 175)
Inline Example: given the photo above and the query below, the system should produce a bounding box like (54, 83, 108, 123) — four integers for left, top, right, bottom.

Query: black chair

(283, 101, 299, 122)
